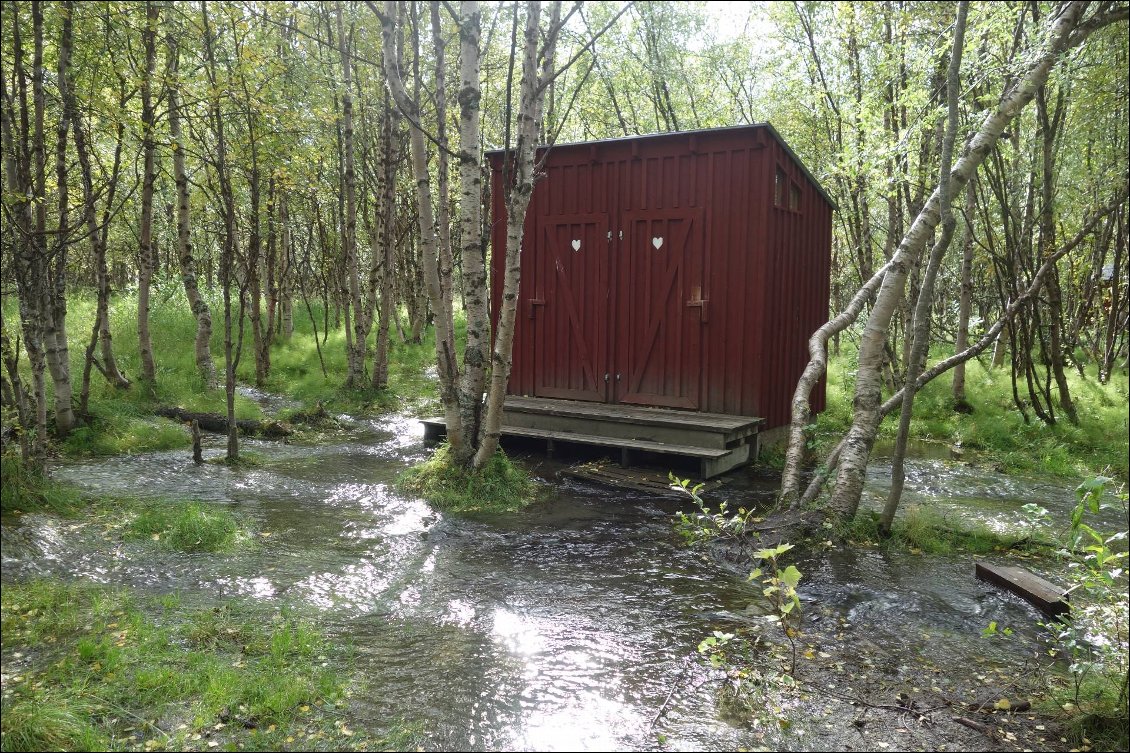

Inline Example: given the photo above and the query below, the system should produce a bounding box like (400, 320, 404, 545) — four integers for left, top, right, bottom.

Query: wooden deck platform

(421, 397, 763, 478)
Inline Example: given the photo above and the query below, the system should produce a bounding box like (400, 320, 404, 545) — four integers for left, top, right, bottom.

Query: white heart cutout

(571, 239, 581, 251)
(652, 236, 664, 250)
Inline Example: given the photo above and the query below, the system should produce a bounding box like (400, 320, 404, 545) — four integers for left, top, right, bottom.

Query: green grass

(0, 581, 355, 752)
(126, 502, 242, 553)
(0, 453, 83, 514)
(2, 286, 447, 463)
(397, 442, 539, 513)
(247, 305, 456, 418)
(838, 504, 1033, 554)
(818, 342, 1129, 480)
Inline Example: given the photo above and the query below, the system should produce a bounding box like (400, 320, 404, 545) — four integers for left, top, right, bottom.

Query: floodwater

(2, 400, 1124, 750)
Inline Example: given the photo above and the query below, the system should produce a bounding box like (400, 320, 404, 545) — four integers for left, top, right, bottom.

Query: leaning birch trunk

(801, 195, 1122, 511)
(778, 262, 890, 508)
(168, 29, 217, 388)
(377, 0, 465, 453)
(137, 0, 159, 387)
(828, 1, 1096, 522)
(455, 1, 487, 443)
(473, 1, 562, 469)
(951, 181, 976, 407)
(880, 1, 967, 535)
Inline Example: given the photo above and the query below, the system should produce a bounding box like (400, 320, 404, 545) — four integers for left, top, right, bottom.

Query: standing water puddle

(3, 408, 1122, 750)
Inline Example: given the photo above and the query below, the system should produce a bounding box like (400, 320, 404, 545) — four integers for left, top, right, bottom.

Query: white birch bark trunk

(473, 1, 562, 469)
(378, 0, 466, 453)
(951, 181, 976, 406)
(880, 1, 967, 534)
(137, 0, 158, 386)
(168, 28, 217, 388)
(455, 1, 487, 444)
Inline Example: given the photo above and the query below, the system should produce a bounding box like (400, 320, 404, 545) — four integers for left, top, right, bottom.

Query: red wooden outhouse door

(532, 214, 610, 402)
(528, 209, 705, 409)
(614, 209, 704, 409)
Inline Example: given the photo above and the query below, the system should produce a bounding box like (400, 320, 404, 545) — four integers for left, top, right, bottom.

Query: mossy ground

(397, 443, 540, 513)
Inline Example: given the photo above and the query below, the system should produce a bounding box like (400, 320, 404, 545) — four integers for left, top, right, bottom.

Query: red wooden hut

(464, 124, 831, 477)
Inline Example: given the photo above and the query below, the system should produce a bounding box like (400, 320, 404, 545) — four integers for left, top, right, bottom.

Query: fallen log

(155, 406, 292, 439)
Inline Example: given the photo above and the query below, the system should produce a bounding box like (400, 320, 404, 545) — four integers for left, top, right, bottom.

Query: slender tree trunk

(72, 72, 131, 405)
(378, 0, 465, 453)
(456, 1, 487, 443)
(431, 2, 456, 335)
(137, 0, 159, 387)
(265, 179, 278, 344)
(339, 1, 366, 388)
(372, 89, 398, 390)
(0, 7, 48, 462)
(201, 0, 239, 461)
(45, 0, 76, 436)
(279, 195, 295, 339)
(167, 26, 217, 388)
(473, 2, 562, 469)
(880, 2, 967, 535)
(1036, 89, 1078, 424)
(952, 181, 976, 408)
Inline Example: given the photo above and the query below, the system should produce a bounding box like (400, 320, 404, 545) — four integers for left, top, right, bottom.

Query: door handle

(686, 286, 708, 323)
(528, 299, 545, 319)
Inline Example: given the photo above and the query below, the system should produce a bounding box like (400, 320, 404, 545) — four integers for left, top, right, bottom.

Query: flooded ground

(2, 400, 1123, 750)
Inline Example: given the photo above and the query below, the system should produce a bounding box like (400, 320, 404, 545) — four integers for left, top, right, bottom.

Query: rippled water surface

(3, 404, 1120, 750)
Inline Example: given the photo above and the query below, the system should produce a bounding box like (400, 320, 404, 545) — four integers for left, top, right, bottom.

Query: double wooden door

(531, 208, 705, 409)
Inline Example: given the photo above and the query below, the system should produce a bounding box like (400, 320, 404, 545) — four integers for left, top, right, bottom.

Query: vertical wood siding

(490, 125, 832, 429)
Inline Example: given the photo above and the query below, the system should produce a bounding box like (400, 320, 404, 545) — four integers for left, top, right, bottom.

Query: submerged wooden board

(975, 562, 1070, 618)
(561, 463, 726, 498)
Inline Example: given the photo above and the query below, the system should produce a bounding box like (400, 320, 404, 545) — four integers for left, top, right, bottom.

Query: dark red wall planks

(489, 124, 833, 429)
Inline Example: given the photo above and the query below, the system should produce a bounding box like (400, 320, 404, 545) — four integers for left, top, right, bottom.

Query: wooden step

(420, 417, 751, 478)
(494, 424, 731, 458)
(504, 396, 762, 450)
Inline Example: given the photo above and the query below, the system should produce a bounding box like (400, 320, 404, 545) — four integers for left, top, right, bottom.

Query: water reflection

(3, 409, 1111, 749)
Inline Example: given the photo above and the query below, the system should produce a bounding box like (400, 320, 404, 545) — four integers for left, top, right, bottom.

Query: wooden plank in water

(561, 463, 726, 498)
(975, 562, 1070, 618)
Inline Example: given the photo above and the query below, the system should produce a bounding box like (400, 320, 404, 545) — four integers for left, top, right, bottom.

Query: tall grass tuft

(127, 501, 240, 553)
(398, 443, 538, 513)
